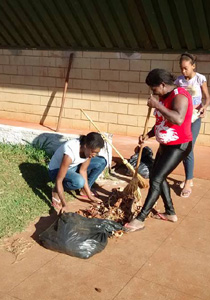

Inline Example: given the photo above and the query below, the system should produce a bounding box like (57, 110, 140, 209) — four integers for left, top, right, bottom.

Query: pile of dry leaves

(77, 188, 142, 225)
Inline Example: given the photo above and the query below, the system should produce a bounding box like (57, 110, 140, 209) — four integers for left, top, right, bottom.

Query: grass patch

(0, 143, 73, 239)
(102, 167, 111, 180)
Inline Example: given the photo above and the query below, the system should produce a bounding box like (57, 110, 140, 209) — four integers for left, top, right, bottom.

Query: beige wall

(0, 49, 210, 145)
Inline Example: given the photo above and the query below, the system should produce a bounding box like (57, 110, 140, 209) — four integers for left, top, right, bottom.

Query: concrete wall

(0, 49, 210, 146)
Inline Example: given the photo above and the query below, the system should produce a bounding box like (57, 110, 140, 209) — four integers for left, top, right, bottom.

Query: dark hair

(145, 69, 176, 87)
(80, 132, 104, 149)
(179, 52, 196, 65)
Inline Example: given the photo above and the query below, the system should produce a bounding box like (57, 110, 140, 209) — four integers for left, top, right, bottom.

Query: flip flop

(76, 194, 102, 204)
(80, 192, 99, 198)
(152, 212, 178, 222)
(180, 181, 193, 189)
(180, 189, 192, 198)
(77, 190, 99, 198)
(151, 209, 168, 220)
(75, 194, 89, 200)
(124, 222, 145, 233)
(52, 197, 62, 209)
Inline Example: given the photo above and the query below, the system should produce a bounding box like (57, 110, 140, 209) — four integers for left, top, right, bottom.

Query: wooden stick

(134, 106, 152, 177)
(81, 109, 147, 187)
(56, 53, 74, 132)
(81, 109, 126, 162)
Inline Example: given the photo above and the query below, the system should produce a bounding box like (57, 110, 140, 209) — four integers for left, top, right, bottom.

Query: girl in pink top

(175, 53, 210, 198)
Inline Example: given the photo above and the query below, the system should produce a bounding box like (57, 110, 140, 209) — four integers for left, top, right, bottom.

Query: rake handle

(56, 53, 74, 132)
(134, 106, 152, 177)
(81, 109, 147, 187)
(81, 109, 127, 163)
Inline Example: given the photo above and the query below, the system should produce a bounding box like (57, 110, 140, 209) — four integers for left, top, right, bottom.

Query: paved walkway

(0, 120, 210, 300)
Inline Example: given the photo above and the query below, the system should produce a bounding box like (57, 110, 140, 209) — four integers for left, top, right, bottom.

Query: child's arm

(79, 158, 92, 198)
(200, 81, 210, 117)
(55, 154, 72, 212)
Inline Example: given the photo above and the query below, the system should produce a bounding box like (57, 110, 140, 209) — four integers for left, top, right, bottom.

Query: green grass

(0, 143, 72, 239)
(102, 167, 111, 180)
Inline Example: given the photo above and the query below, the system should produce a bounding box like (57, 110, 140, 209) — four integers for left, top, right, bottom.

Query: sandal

(52, 197, 62, 210)
(80, 190, 99, 197)
(124, 219, 145, 232)
(180, 181, 193, 189)
(79, 193, 99, 198)
(75, 194, 102, 204)
(152, 212, 178, 222)
(151, 208, 167, 220)
(180, 189, 192, 198)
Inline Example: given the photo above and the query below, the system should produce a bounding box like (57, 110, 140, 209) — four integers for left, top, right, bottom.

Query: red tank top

(154, 87, 193, 145)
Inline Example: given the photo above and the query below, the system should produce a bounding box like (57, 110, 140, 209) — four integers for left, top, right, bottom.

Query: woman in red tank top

(125, 69, 193, 232)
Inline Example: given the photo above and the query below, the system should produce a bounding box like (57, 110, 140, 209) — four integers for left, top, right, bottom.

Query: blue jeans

(183, 118, 201, 180)
(48, 156, 107, 191)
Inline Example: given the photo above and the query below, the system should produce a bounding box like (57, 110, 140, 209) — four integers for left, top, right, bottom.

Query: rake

(81, 109, 148, 189)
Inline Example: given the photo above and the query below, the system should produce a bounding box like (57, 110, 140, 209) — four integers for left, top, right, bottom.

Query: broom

(123, 106, 152, 200)
(56, 53, 74, 132)
(81, 109, 147, 189)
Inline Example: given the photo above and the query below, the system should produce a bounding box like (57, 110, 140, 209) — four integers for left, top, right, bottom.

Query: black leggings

(137, 141, 192, 222)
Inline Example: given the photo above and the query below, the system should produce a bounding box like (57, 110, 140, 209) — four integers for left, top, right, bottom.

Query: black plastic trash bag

(39, 212, 123, 259)
(128, 146, 154, 179)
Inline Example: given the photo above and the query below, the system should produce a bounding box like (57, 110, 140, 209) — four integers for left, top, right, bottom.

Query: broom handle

(134, 106, 152, 177)
(81, 109, 127, 163)
(56, 53, 74, 132)
(81, 109, 147, 186)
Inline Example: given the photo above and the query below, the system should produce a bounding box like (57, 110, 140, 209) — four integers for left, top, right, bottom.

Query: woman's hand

(199, 106, 206, 118)
(138, 134, 149, 145)
(147, 94, 159, 109)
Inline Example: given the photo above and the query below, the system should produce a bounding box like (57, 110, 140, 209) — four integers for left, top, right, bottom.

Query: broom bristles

(123, 176, 144, 199)
(123, 169, 148, 201)
(122, 160, 148, 188)
(137, 173, 148, 188)
(123, 177, 142, 210)
(123, 176, 138, 195)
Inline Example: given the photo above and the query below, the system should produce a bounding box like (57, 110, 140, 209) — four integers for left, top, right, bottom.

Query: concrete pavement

(0, 120, 210, 300)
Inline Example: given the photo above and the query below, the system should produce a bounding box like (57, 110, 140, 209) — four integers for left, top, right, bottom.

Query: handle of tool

(56, 53, 74, 132)
(134, 106, 152, 177)
(81, 109, 126, 162)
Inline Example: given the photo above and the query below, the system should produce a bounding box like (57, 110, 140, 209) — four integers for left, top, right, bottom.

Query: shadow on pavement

(31, 212, 58, 243)
(167, 176, 182, 196)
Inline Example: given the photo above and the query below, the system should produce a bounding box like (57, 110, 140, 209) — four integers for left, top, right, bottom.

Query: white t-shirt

(49, 139, 87, 171)
(174, 72, 206, 107)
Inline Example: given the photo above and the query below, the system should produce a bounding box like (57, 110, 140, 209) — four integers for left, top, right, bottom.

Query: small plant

(24, 137, 52, 164)
(24, 144, 51, 164)
(102, 167, 111, 180)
